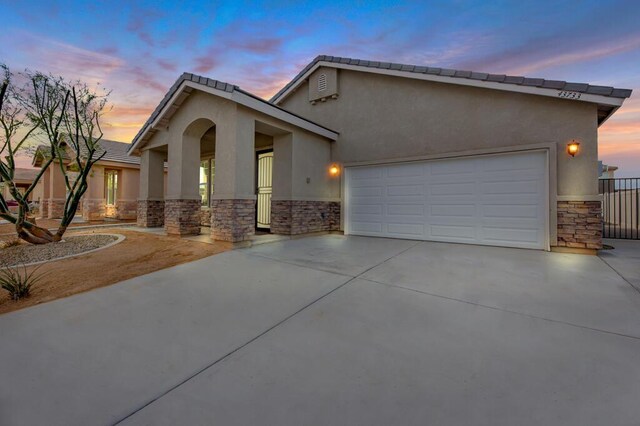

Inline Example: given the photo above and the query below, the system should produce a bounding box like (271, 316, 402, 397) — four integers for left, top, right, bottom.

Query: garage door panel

(347, 151, 547, 250)
(386, 162, 425, 177)
(350, 222, 383, 234)
(482, 204, 539, 219)
(429, 182, 476, 195)
(429, 224, 477, 240)
(387, 223, 425, 237)
(387, 184, 425, 196)
(430, 204, 476, 217)
(481, 179, 542, 195)
(351, 186, 384, 197)
(387, 204, 424, 216)
(430, 159, 476, 175)
(480, 227, 541, 246)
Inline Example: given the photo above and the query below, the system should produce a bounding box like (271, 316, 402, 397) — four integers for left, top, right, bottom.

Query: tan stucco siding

(280, 69, 600, 196)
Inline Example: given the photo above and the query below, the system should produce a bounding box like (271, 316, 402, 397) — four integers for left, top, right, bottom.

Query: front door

(256, 150, 273, 230)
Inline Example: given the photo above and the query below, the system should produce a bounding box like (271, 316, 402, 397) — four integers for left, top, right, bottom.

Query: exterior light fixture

(567, 141, 580, 157)
(329, 163, 340, 177)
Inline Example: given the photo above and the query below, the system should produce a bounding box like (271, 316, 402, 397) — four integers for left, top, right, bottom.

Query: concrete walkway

(1, 236, 639, 425)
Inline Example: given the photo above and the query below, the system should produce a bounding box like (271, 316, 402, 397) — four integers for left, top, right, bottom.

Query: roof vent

(318, 73, 327, 92)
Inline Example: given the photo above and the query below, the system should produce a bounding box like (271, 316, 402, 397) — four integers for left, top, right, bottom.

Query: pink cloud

(193, 55, 218, 73)
(229, 38, 284, 54)
(157, 59, 177, 72)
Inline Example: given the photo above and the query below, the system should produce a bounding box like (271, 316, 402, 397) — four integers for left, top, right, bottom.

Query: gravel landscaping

(0, 235, 120, 267)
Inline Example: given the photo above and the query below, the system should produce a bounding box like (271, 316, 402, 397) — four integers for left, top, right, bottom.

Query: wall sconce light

(567, 141, 580, 157)
(329, 163, 340, 177)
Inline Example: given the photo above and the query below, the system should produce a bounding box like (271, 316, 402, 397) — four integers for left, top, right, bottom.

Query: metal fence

(599, 178, 640, 239)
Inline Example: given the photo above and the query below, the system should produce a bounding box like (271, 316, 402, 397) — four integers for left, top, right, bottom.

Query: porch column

(82, 166, 105, 221)
(40, 166, 51, 218)
(211, 112, 256, 242)
(165, 130, 201, 235)
(47, 163, 66, 219)
(137, 149, 165, 227)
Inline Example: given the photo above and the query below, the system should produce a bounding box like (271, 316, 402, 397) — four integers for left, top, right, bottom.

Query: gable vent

(318, 73, 327, 92)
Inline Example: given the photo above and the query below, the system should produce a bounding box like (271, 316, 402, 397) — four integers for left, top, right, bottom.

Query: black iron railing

(599, 178, 640, 240)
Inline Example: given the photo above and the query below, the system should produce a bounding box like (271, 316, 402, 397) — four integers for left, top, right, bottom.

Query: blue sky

(1, 0, 639, 175)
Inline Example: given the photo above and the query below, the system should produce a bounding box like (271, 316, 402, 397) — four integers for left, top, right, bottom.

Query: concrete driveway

(1, 236, 639, 425)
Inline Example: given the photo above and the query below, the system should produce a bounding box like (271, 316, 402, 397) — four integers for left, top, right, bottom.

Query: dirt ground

(0, 228, 232, 315)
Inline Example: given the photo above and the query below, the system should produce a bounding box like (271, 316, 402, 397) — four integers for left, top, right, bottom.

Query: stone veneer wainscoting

(271, 200, 340, 235)
(199, 207, 211, 227)
(114, 199, 137, 220)
(557, 200, 602, 250)
(82, 198, 106, 221)
(137, 200, 165, 228)
(211, 199, 255, 242)
(47, 198, 66, 219)
(40, 200, 49, 218)
(164, 199, 201, 235)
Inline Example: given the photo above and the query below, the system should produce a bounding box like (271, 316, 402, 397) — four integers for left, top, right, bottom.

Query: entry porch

(131, 74, 340, 242)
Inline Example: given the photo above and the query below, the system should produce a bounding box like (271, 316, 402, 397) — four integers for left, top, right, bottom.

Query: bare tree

(0, 64, 110, 244)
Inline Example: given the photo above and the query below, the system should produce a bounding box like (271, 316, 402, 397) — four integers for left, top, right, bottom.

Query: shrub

(0, 265, 44, 301)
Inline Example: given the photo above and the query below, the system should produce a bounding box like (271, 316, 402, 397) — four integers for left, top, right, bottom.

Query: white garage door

(345, 151, 548, 249)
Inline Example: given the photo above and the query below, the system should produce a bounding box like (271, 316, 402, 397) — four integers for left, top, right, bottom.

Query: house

(0, 168, 44, 212)
(129, 55, 632, 251)
(598, 161, 618, 178)
(32, 139, 160, 221)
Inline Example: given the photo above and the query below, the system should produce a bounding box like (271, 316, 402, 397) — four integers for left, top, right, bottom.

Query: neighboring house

(32, 139, 160, 221)
(0, 168, 44, 213)
(129, 55, 632, 252)
(598, 160, 618, 178)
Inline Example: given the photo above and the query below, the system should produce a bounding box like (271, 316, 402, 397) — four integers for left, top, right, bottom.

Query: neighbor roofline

(270, 55, 632, 124)
(128, 73, 338, 155)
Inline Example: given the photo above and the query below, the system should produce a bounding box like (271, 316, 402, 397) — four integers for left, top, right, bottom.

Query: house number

(557, 91, 581, 100)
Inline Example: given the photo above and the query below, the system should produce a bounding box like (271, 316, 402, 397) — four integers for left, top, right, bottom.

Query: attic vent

(318, 73, 327, 92)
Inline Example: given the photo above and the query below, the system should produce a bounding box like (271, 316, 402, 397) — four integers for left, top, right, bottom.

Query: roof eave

(271, 60, 629, 112)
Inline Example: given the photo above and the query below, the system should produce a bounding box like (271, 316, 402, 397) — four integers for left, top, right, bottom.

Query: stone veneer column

(211, 199, 255, 242)
(271, 200, 340, 235)
(40, 199, 49, 218)
(115, 199, 138, 220)
(199, 207, 211, 227)
(557, 200, 602, 250)
(164, 199, 201, 236)
(82, 198, 106, 221)
(47, 199, 66, 219)
(137, 200, 165, 227)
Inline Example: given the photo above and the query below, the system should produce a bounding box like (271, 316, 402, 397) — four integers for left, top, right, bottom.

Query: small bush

(0, 265, 44, 301)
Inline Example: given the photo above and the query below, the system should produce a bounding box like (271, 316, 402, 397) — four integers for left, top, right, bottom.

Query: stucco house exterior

(129, 55, 632, 252)
(0, 168, 44, 213)
(33, 139, 156, 221)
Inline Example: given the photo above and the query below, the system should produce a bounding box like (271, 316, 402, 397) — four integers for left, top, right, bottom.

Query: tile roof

(270, 55, 633, 103)
(34, 138, 139, 166)
(93, 139, 139, 165)
(6, 168, 40, 182)
(129, 73, 338, 153)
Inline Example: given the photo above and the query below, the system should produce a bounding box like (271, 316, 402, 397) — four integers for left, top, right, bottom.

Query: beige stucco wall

(279, 69, 600, 197)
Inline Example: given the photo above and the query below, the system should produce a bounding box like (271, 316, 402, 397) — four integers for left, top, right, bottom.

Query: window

(105, 170, 118, 205)
(199, 159, 215, 206)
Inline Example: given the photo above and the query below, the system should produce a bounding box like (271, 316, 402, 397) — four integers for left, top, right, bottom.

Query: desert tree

(0, 64, 110, 244)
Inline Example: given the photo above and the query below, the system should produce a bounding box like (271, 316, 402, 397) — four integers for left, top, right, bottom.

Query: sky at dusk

(1, 0, 639, 176)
